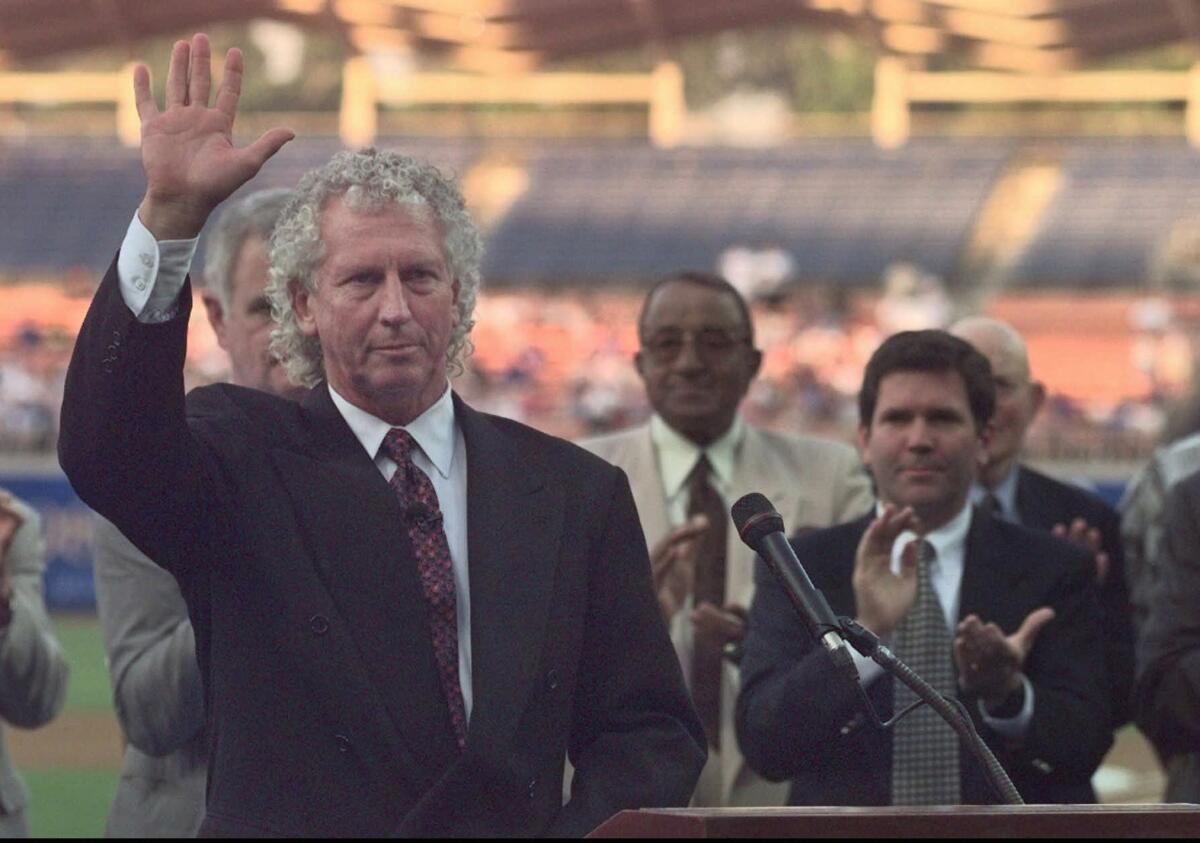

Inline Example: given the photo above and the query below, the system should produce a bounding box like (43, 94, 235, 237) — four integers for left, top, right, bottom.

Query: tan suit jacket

(581, 421, 872, 806)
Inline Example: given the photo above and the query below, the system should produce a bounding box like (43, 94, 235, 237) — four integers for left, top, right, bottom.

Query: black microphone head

(731, 493, 786, 547)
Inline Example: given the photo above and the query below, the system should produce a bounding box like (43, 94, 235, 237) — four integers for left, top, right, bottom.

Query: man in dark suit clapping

(737, 330, 1111, 806)
(58, 33, 703, 837)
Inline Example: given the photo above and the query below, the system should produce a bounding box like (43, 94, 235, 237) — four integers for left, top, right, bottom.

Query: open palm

(135, 34, 292, 240)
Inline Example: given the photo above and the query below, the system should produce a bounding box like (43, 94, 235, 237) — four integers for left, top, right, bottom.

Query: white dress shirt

(648, 412, 743, 688)
(115, 213, 475, 721)
(852, 499, 1033, 736)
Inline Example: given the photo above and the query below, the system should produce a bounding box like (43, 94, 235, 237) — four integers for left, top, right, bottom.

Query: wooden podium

(588, 805, 1200, 837)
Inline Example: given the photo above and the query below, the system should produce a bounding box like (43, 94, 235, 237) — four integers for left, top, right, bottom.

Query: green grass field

(18, 614, 119, 838)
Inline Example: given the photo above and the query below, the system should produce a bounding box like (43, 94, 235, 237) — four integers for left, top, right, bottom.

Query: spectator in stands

(0, 490, 69, 836)
(581, 271, 872, 807)
(951, 316, 1135, 728)
(93, 188, 295, 838)
(1135, 465, 1200, 802)
(737, 330, 1112, 805)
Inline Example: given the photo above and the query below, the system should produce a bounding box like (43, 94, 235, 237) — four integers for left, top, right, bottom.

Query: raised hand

(135, 33, 294, 240)
(852, 504, 922, 636)
(1051, 517, 1109, 585)
(954, 606, 1055, 709)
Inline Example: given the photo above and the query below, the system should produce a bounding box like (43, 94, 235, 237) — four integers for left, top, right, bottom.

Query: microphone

(731, 493, 852, 663)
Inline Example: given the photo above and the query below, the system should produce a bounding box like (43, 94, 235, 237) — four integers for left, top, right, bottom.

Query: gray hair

(201, 188, 295, 309)
(266, 148, 484, 388)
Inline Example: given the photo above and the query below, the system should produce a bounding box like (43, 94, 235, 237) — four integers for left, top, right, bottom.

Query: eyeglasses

(641, 328, 751, 364)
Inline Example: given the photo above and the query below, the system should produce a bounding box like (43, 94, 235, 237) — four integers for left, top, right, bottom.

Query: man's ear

(977, 420, 995, 469)
(856, 424, 871, 468)
(747, 347, 764, 380)
(634, 349, 647, 382)
(290, 279, 318, 337)
(201, 291, 229, 350)
(1029, 380, 1047, 416)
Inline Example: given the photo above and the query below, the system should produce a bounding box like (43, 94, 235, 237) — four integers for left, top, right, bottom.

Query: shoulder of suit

(185, 383, 309, 442)
(576, 424, 646, 458)
(744, 424, 859, 465)
(988, 515, 1094, 574)
(472, 407, 623, 479)
(1019, 464, 1116, 520)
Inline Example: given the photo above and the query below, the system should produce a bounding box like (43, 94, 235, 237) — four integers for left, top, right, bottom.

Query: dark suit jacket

(1135, 469, 1200, 802)
(736, 509, 1111, 806)
(59, 263, 705, 837)
(1014, 465, 1136, 726)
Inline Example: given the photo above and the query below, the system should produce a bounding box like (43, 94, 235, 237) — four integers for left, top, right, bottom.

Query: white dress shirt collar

(328, 383, 457, 478)
(650, 413, 744, 498)
(890, 497, 973, 570)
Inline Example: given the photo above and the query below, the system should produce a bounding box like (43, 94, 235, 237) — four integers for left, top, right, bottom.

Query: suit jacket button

(335, 734, 350, 753)
(545, 669, 559, 692)
(527, 778, 537, 800)
(310, 615, 329, 635)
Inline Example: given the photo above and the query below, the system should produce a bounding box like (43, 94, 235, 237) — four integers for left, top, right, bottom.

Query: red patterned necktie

(381, 428, 467, 750)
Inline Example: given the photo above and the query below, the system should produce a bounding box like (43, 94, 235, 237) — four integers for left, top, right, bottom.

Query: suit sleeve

(58, 258, 217, 579)
(1004, 548, 1112, 783)
(0, 501, 68, 729)
(549, 469, 705, 837)
(1136, 475, 1200, 758)
(736, 553, 862, 782)
(93, 515, 204, 756)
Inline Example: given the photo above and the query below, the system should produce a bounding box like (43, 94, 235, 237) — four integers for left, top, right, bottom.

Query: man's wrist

(137, 196, 210, 241)
(982, 674, 1025, 717)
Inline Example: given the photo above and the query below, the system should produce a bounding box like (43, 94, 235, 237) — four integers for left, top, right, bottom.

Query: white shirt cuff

(979, 673, 1035, 737)
(116, 213, 198, 324)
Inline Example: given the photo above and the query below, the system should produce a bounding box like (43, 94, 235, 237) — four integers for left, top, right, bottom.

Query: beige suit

(581, 421, 872, 806)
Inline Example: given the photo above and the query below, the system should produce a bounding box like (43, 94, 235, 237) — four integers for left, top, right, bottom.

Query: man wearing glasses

(583, 271, 871, 807)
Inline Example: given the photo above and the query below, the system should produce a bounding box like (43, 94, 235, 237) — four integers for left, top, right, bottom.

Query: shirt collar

(328, 383, 457, 479)
(877, 497, 973, 568)
(971, 464, 1019, 520)
(649, 413, 744, 498)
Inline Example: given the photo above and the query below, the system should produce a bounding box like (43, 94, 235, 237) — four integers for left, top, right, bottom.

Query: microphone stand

(836, 617, 1025, 806)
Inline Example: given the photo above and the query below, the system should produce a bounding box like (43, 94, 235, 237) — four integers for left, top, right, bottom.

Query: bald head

(950, 316, 1045, 487)
(951, 316, 1031, 383)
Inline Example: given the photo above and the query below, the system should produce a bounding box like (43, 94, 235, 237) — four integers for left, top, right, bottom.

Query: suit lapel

(959, 509, 1019, 624)
(728, 428, 790, 607)
(455, 397, 562, 752)
(620, 426, 671, 550)
(272, 386, 459, 787)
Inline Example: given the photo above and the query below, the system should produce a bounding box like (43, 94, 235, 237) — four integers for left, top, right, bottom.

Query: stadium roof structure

(1, 0, 1199, 73)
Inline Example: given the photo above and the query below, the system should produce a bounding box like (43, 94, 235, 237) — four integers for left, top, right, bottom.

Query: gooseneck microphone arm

(731, 493, 1023, 806)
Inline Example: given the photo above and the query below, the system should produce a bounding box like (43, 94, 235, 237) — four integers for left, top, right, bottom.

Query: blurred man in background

(951, 316, 1134, 728)
(1136, 465, 1200, 803)
(582, 271, 871, 806)
(0, 490, 69, 837)
(93, 187, 295, 838)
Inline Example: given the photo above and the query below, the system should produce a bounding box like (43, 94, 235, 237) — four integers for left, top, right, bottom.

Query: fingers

(241, 128, 295, 174)
(165, 39, 190, 107)
(691, 602, 747, 644)
(1095, 551, 1110, 585)
(858, 505, 918, 568)
(188, 33, 212, 108)
(133, 64, 157, 122)
(1011, 606, 1056, 652)
(215, 47, 245, 121)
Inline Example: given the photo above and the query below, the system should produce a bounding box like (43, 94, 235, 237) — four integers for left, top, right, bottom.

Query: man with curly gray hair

(59, 33, 704, 838)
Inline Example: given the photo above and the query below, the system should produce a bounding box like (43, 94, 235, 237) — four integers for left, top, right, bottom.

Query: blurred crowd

(0, 283, 1182, 462)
